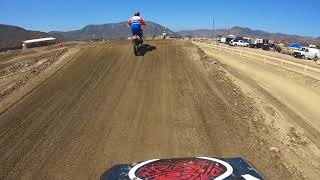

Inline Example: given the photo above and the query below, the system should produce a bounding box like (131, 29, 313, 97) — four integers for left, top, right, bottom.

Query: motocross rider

(128, 12, 146, 42)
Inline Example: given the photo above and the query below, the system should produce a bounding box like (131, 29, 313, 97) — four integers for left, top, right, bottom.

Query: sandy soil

(0, 43, 78, 101)
(200, 44, 320, 180)
(0, 40, 312, 179)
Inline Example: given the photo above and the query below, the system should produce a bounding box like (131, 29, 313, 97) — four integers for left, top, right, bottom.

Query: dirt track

(0, 40, 312, 179)
(201, 44, 320, 180)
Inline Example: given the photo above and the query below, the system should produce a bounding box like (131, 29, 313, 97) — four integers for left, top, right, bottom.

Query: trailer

(22, 37, 56, 49)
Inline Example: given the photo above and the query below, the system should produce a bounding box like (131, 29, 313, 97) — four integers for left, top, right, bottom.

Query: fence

(194, 41, 320, 81)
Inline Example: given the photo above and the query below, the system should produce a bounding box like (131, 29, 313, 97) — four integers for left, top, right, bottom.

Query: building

(22, 37, 56, 49)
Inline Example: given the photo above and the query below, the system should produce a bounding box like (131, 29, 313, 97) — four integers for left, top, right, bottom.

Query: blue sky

(1, 0, 319, 37)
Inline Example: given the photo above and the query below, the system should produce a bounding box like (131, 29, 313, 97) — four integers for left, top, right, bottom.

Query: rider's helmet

(134, 12, 140, 16)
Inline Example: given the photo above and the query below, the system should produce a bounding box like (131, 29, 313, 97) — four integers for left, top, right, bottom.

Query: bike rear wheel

(133, 41, 139, 56)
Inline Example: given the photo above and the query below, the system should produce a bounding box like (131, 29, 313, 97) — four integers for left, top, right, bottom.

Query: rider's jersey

(128, 16, 146, 29)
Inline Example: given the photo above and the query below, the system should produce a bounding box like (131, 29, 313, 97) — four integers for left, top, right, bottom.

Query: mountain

(0, 24, 52, 51)
(50, 21, 178, 40)
(0, 21, 175, 51)
(2, 22, 318, 51)
(178, 27, 320, 45)
(178, 29, 214, 38)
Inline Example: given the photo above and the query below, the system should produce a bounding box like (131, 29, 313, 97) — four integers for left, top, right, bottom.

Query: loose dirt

(200, 44, 320, 180)
(0, 42, 78, 102)
(0, 40, 310, 179)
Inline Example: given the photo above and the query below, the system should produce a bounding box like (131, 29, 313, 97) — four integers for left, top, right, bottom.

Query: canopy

(288, 43, 302, 49)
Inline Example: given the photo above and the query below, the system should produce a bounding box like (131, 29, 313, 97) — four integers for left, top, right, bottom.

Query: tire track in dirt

(200, 45, 320, 179)
(0, 40, 294, 179)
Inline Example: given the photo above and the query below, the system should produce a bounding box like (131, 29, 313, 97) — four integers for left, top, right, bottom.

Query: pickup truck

(230, 39, 249, 47)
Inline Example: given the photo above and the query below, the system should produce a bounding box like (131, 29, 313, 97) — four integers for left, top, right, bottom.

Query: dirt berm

(0, 40, 298, 179)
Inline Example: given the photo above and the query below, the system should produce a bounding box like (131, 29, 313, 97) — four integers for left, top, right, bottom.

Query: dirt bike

(101, 157, 264, 180)
(132, 34, 143, 56)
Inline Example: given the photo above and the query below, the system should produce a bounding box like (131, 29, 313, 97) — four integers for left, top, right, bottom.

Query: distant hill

(50, 21, 178, 40)
(178, 29, 215, 38)
(0, 22, 176, 51)
(178, 26, 320, 45)
(2, 23, 319, 51)
(0, 24, 52, 51)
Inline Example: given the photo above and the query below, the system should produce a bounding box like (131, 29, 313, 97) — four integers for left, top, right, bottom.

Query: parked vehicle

(262, 39, 275, 50)
(309, 44, 317, 48)
(249, 38, 263, 48)
(230, 39, 249, 47)
(220, 37, 226, 43)
(243, 37, 251, 43)
(225, 35, 236, 44)
(294, 47, 320, 61)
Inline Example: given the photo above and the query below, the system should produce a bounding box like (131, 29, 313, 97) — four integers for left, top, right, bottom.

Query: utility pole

(227, 18, 230, 35)
(225, 18, 227, 37)
(212, 18, 215, 40)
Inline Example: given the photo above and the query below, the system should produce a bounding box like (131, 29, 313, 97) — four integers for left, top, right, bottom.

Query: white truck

(294, 47, 320, 61)
(230, 39, 249, 47)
